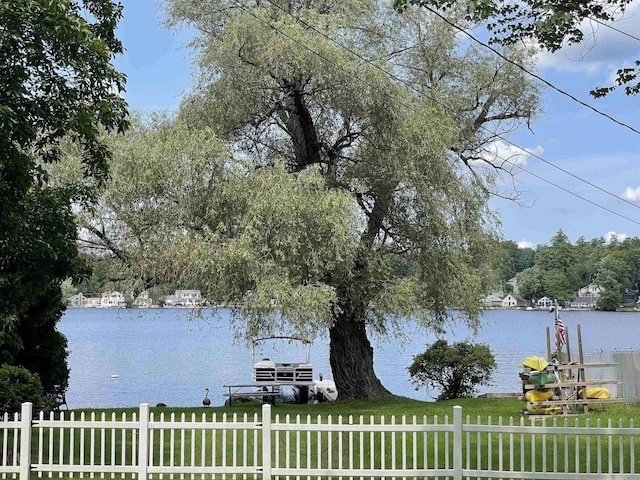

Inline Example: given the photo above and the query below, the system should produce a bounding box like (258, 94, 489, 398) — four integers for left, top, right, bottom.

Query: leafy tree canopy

(408, 339, 497, 400)
(0, 0, 128, 403)
(394, 0, 639, 97)
(0, 365, 45, 415)
(59, 0, 541, 398)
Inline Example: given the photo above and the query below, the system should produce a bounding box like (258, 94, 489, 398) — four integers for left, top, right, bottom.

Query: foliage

(516, 265, 545, 301)
(507, 229, 640, 310)
(0, 365, 45, 415)
(491, 240, 535, 287)
(408, 339, 497, 401)
(59, 0, 540, 398)
(0, 0, 128, 402)
(394, 0, 639, 97)
(595, 254, 629, 310)
(160, 0, 538, 399)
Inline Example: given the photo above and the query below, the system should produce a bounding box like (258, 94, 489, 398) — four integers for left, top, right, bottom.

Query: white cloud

(517, 240, 534, 249)
(622, 186, 640, 201)
(604, 231, 628, 243)
(479, 140, 544, 170)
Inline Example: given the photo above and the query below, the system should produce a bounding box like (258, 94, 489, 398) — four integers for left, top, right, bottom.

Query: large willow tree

(162, 0, 540, 399)
(66, 1, 541, 399)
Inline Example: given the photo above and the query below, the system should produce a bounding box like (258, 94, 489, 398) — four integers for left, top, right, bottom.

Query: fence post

(19, 402, 32, 480)
(453, 406, 462, 480)
(262, 403, 272, 480)
(138, 403, 150, 480)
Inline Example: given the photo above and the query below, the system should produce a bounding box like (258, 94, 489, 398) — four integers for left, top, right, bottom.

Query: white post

(262, 404, 271, 480)
(19, 402, 32, 480)
(138, 403, 150, 480)
(453, 406, 462, 480)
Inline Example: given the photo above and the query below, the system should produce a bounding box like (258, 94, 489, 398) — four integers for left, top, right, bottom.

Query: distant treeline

(67, 229, 640, 312)
(490, 230, 640, 310)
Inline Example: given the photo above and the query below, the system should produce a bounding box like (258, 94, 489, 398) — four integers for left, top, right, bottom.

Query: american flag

(555, 316, 566, 351)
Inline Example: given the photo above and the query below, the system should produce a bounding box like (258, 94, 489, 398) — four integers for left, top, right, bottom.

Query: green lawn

(22, 396, 640, 478)
(64, 394, 640, 430)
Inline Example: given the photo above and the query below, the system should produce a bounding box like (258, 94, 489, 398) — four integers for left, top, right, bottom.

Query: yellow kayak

(578, 387, 611, 399)
(525, 389, 554, 402)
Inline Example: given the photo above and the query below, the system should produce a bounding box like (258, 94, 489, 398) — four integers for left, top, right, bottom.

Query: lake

(58, 308, 640, 408)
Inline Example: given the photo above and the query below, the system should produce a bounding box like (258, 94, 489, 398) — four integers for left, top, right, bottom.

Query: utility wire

(259, 0, 640, 212)
(588, 16, 640, 43)
(421, 6, 640, 137)
(501, 162, 640, 227)
(226, 0, 640, 227)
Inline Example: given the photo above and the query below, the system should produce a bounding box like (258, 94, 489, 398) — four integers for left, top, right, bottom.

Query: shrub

(408, 339, 497, 401)
(0, 364, 45, 414)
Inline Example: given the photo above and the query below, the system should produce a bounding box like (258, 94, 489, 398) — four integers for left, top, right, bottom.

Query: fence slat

(262, 404, 271, 480)
(19, 403, 32, 480)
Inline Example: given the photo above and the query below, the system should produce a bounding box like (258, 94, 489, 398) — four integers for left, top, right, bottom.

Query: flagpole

(554, 299, 561, 363)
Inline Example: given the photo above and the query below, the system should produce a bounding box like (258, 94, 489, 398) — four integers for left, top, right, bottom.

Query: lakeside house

(133, 291, 154, 308)
(578, 283, 602, 298)
(621, 289, 639, 309)
(67, 292, 87, 308)
(570, 296, 598, 309)
(100, 291, 126, 308)
(164, 289, 204, 307)
(85, 296, 102, 308)
(501, 293, 527, 308)
(480, 291, 504, 308)
(479, 281, 605, 311)
(66, 293, 101, 308)
(535, 296, 554, 309)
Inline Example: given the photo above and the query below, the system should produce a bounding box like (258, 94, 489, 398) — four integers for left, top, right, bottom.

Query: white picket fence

(0, 402, 638, 479)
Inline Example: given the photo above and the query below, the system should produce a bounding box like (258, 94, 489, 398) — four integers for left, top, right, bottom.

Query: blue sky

(114, 1, 640, 249)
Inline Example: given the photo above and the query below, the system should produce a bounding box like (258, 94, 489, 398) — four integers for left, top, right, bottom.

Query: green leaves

(408, 339, 497, 401)
(1, 0, 128, 404)
(395, 0, 639, 97)
(186, 161, 360, 339)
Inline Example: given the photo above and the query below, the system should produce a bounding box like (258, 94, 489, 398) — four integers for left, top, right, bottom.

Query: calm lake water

(58, 308, 640, 408)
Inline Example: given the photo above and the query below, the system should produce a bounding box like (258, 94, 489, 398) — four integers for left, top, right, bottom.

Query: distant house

(134, 291, 154, 308)
(164, 289, 203, 307)
(577, 283, 602, 299)
(623, 289, 639, 307)
(535, 296, 554, 309)
(100, 291, 126, 308)
(570, 296, 597, 309)
(506, 277, 518, 295)
(502, 293, 527, 308)
(85, 296, 102, 308)
(481, 291, 503, 308)
(67, 293, 87, 308)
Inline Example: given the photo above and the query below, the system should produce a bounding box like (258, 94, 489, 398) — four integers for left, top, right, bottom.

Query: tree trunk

(329, 312, 391, 399)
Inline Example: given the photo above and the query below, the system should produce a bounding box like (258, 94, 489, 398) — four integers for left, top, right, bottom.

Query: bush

(0, 364, 45, 414)
(408, 339, 497, 401)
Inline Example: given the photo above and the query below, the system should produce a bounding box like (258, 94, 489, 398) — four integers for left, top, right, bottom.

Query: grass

(10, 396, 640, 479)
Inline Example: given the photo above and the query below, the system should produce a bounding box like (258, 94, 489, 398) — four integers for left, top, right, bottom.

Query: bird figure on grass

(202, 388, 211, 406)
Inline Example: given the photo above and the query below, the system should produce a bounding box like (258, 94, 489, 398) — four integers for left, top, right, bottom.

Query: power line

(500, 162, 640, 227)
(258, 0, 640, 213)
(225, 0, 640, 227)
(421, 5, 640, 137)
(588, 16, 640, 43)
